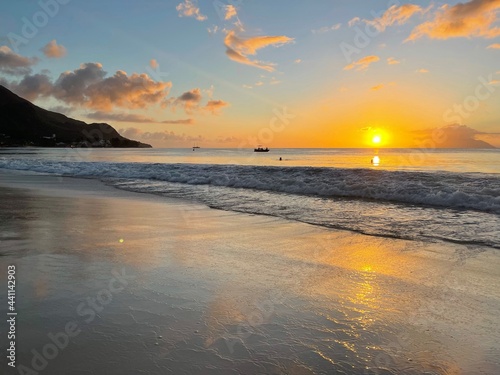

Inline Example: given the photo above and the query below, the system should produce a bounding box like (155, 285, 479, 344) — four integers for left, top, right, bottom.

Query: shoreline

(1, 169, 499, 374)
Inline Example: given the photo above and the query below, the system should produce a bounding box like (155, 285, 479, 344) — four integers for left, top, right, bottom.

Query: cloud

(417, 68, 429, 73)
(150, 59, 159, 69)
(348, 17, 360, 27)
(4, 62, 172, 111)
(86, 112, 156, 123)
(413, 125, 496, 148)
(204, 99, 229, 114)
(0, 46, 38, 76)
(208, 25, 219, 35)
(224, 30, 294, 72)
(224, 5, 237, 20)
(371, 84, 384, 91)
(86, 111, 194, 124)
(487, 43, 500, 48)
(165, 88, 229, 115)
(294, 59, 302, 64)
(5, 73, 53, 101)
(344, 55, 380, 71)
(387, 57, 401, 65)
(161, 118, 195, 124)
(366, 4, 424, 32)
(48, 105, 74, 115)
(41, 40, 67, 58)
(489, 79, 500, 84)
(52, 63, 172, 111)
(407, 0, 500, 41)
(119, 127, 204, 143)
(176, 0, 207, 21)
(171, 88, 203, 113)
(215, 136, 241, 143)
(312, 23, 341, 34)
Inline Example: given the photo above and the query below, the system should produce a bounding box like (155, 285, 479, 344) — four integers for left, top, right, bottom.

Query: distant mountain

(0, 85, 151, 148)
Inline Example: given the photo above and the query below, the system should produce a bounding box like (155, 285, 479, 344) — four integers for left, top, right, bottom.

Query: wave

(1, 159, 499, 214)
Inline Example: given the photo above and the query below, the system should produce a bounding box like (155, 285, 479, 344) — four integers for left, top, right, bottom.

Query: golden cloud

(367, 4, 424, 32)
(41, 40, 66, 59)
(407, 0, 500, 41)
(176, 0, 207, 21)
(224, 30, 293, 72)
(344, 55, 380, 71)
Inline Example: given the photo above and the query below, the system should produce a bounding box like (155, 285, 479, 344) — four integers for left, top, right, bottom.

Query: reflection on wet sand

(1, 178, 499, 374)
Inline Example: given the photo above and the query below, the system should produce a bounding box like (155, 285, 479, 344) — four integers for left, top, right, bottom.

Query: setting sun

(372, 135, 382, 144)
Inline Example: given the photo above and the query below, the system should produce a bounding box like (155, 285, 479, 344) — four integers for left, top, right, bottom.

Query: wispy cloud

(207, 25, 219, 35)
(224, 30, 293, 72)
(487, 43, 500, 49)
(205, 99, 230, 114)
(371, 84, 384, 91)
(0, 46, 38, 75)
(348, 17, 360, 27)
(41, 40, 67, 59)
(366, 4, 424, 32)
(119, 127, 204, 144)
(176, 0, 207, 21)
(387, 57, 400, 65)
(86, 111, 194, 124)
(149, 59, 159, 69)
(417, 68, 429, 73)
(344, 55, 380, 71)
(407, 0, 500, 41)
(312, 23, 341, 34)
(224, 4, 237, 20)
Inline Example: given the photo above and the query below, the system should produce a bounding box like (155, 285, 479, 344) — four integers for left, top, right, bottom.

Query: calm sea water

(1, 147, 499, 249)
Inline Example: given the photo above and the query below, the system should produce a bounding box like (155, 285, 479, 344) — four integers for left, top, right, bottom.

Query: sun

(372, 135, 382, 144)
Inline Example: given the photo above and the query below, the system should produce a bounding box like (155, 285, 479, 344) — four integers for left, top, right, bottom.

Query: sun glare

(372, 135, 381, 144)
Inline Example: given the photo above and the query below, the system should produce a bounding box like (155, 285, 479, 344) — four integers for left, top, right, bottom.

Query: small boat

(192, 144, 200, 151)
(254, 146, 269, 152)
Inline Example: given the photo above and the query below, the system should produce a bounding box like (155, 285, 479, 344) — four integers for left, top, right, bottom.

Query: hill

(0, 85, 151, 148)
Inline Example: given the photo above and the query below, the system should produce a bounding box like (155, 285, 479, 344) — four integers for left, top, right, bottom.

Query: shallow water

(1, 148, 499, 250)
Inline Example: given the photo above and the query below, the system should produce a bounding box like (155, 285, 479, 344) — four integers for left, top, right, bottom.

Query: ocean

(1, 147, 499, 250)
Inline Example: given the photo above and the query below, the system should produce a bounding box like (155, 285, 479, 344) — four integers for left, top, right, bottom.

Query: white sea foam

(1, 159, 499, 214)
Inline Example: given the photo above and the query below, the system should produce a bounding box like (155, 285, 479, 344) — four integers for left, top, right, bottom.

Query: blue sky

(1, 0, 500, 147)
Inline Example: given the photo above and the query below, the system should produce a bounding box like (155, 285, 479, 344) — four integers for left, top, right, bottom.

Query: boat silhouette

(254, 146, 269, 152)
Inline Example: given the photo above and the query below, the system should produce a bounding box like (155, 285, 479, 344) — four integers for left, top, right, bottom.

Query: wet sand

(1, 170, 499, 374)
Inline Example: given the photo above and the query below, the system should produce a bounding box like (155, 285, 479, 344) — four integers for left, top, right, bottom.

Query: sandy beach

(1, 169, 499, 374)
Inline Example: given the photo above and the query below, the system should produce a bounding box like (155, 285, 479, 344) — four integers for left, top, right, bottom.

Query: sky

(1, 0, 500, 148)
